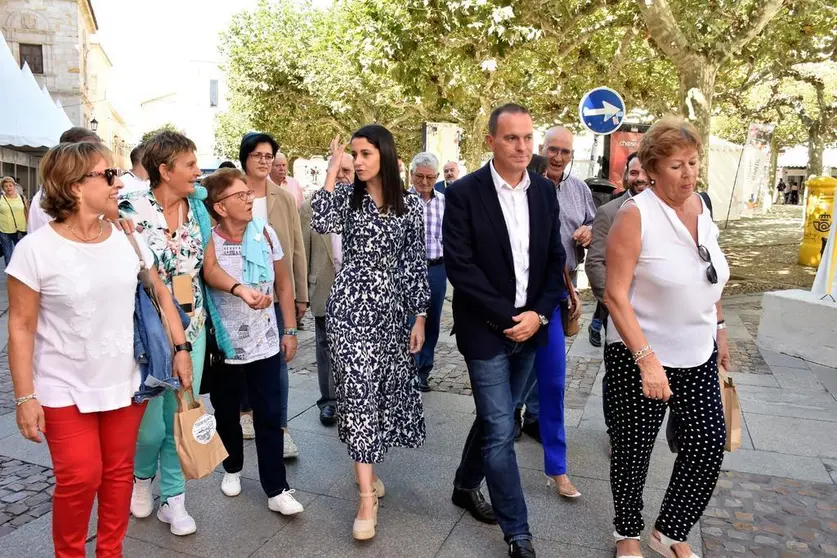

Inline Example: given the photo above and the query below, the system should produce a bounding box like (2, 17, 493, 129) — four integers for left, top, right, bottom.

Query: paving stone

(0, 456, 54, 536)
(700, 471, 837, 558)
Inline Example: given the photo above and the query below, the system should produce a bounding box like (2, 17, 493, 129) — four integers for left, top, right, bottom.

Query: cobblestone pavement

(0, 353, 14, 417)
(702, 471, 837, 557)
(0, 456, 55, 537)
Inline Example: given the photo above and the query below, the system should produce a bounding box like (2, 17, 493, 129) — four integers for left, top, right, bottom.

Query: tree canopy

(216, 0, 837, 177)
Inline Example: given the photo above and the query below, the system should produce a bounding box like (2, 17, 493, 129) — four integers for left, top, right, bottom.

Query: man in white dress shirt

(443, 104, 566, 558)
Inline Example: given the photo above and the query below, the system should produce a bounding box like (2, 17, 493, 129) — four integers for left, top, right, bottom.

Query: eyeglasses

(698, 245, 718, 285)
(84, 168, 125, 187)
(545, 146, 573, 158)
(215, 189, 255, 203)
(413, 173, 439, 182)
(248, 153, 274, 162)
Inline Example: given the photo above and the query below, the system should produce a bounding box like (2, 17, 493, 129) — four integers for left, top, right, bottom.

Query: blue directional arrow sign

(578, 87, 626, 135)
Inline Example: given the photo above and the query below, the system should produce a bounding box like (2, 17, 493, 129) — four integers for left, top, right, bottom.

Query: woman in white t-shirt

(200, 168, 304, 515)
(6, 142, 192, 557)
(604, 117, 732, 558)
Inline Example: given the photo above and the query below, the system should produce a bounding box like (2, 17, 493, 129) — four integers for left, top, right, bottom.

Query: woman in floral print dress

(118, 132, 270, 537)
(311, 126, 430, 540)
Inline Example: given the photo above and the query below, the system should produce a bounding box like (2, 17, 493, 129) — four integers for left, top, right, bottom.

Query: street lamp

(90, 117, 98, 132)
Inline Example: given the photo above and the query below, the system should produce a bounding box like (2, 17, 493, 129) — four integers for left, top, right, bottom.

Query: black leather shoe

(451, 487, 496, 524)
(588, 324, 602, 347)
(508, 539, 536, 557)
(319, 405, 337, 426)
(514, 408, 523, 441)
(522, 420, 541, 444)
(418, 378, 431, 392)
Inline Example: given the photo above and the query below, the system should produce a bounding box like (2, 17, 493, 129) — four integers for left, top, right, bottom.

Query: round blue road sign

(578, 87, 626, 135)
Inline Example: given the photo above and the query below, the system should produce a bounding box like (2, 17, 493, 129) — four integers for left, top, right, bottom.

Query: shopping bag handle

(175, 388, 200, 412)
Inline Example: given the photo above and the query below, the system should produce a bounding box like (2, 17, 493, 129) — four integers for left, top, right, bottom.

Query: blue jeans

(415, 264, 447, 382)
(0, 231, 22, 266)
(454, 341, 536, 543)
(239, 305, 289, 427)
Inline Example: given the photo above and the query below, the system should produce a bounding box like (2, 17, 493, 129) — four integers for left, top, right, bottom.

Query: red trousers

(43, 403, 146, 558)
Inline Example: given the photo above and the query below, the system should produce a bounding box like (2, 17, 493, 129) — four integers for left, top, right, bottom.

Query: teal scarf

(242, 218, 275, 285)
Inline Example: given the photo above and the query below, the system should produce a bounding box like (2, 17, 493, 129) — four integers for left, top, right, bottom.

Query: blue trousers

(534, 306, 567, 475)
(415, 263, 447, 382)
(454, 341, 536, 544)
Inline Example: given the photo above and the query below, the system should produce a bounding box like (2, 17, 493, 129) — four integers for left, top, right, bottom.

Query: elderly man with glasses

(409, 152, 446, 392)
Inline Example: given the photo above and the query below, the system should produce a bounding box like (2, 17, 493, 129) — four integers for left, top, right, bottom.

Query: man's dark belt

(427, 257, 444, 267)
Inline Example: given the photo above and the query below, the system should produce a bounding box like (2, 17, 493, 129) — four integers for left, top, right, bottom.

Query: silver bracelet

(632, 345, 654, 363)
(14, 394, 37, 406)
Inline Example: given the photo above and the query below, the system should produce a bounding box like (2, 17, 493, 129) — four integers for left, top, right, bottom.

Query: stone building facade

(1, 0, 131, 169)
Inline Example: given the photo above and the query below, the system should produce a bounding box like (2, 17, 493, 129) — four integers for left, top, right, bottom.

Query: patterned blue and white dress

(311, 183, 430, 463)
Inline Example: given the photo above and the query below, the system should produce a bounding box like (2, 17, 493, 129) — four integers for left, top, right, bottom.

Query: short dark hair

(59, 127, 99, 143)
(350, 124, 406, 216)
(527, 154, 548, 176)
(218, 161, 236, 169)
(130, 144, 146, 167)
(239, 132, 279, 171)
(142, 131, 197, 188)
(488, 103, 530, 136)
(202, 168, 247, 221)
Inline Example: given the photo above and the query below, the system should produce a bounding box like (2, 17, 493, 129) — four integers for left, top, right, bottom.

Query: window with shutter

(20, 44, 44, 74)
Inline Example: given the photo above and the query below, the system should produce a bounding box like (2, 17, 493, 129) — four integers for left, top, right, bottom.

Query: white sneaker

(221, 472, 241, 497)
(268, 489, 304, 515)
(157, 493, 197, 536)
(283, 431, 299, 459)
(130, 477, 154, 518)
(241, 414, 255, 440)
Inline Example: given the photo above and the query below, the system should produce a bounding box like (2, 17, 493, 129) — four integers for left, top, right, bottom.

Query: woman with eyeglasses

(118, 131, 271, 537)
(236, 133, 308, 457)
(200, 168, 304, 515)
(603, 116, 730, 558)
(5, 142, 192, 556)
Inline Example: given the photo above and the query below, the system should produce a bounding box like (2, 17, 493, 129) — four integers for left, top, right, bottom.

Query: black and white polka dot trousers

(603, 342, 726, 541)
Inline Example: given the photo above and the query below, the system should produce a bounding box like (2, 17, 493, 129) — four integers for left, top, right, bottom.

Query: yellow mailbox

(799, 176, 836, 267)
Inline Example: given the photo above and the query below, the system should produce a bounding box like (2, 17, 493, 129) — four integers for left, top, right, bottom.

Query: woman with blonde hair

(604, 116, 731, 558)
(6, 142, 191, 557)
(0, 176, 29, 263)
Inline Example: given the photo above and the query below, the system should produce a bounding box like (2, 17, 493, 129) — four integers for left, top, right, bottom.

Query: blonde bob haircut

(638, 116, 703, 176)
(1, 176, 16, 189)
(39, 141, 113, 222)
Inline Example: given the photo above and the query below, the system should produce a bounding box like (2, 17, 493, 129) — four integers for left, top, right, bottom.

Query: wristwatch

(174, 342, 193, 354)
(538, 314, 549, 327)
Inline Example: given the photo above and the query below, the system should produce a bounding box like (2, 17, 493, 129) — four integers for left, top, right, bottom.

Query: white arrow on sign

(582, 100, 622, 120)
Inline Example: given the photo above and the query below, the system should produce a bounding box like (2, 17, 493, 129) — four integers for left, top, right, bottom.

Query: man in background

(586, 152, 648, 347)
(270, 152, 304, 210)
(435, 161, 460, 194)
(28, 127, 100, 233)
(121, 144, 150, 195)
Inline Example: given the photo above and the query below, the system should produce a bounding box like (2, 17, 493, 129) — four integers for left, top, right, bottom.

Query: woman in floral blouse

(118, 131, 270, 536)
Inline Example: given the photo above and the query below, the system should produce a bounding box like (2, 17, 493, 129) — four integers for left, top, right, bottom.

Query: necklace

(64, 220, 104, 243)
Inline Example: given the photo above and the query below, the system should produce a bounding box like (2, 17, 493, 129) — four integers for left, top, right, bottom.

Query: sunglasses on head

(698, 245, 718, 285)
(84, 168, 125, 187)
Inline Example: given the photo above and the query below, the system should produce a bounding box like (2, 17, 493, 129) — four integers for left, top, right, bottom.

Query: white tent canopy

(0, 32, 69, 150)
(778, 145, 837, 169)
(707, 135, 745, 221)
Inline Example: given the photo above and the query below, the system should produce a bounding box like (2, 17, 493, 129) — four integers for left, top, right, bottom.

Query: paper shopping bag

(719, 365, 741, 452)
(174, 389, 228, 479)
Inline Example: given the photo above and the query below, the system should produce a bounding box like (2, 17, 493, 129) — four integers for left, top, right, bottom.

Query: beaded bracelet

(632, 345, 654, 364)
(14, 394, 37, 406)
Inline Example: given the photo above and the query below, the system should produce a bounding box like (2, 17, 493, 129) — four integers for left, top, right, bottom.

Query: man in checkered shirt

(408, 152, 446, 393)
